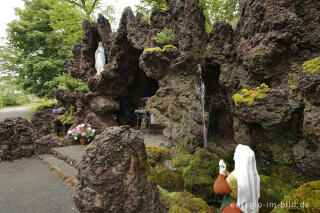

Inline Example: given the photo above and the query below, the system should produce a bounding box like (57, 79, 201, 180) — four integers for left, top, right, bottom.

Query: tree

(0, 0, 67, 97)
(58, 0, 100, 19)
(136, 0, 167, 17)
(0, 0, 115, 98)
(200, 0, 242, 33)
(135, 0, 242, 33)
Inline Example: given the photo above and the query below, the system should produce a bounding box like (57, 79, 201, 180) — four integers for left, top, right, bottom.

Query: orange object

(213, 174, 242, 213)
(214, 174, 259, 213)
(80, 139, 86, 145)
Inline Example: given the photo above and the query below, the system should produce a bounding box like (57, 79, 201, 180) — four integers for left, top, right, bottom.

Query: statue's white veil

(234, 144, 260, 213)
(95, 41, 106, 75)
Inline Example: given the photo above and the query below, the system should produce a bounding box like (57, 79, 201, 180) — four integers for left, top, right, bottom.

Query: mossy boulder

(183, 149, 219, 203)
(146, 146, 171, 167)
(158, 186, 210, 213)
(155, 169, 184, 192)
(172, 148, 192, 172)
(260, 166, 309, 203)
(146, 146, 184, 192)
(271, 181, 320, 213)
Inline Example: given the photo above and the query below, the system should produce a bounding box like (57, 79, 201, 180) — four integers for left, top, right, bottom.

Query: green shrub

(302, 57, 320, 75)
(153, 28, 176, 47)
(44, 73, 90, 93)
(57, 106, 74, 125)
(28, 100, 58, 117)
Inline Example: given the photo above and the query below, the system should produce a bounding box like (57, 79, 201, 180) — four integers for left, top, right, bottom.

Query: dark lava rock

(300, 72, 320, 105)
(303, 106, 320, 144)
(234, 89, 292, 128)
(72, 126, 167, 213)
(31, 107, 56, 136)
(0, 118, 38, 161)
(34, 133, 63, 155)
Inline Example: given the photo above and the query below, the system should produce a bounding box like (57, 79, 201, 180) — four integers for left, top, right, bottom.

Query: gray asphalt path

(0, 157, 78, 213)
(0, 106, 32, 122)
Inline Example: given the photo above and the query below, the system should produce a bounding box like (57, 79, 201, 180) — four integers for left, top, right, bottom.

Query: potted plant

(68, 124, 95, 145)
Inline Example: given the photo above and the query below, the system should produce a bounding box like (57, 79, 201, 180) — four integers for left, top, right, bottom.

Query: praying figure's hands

(219, 159, 227, 175)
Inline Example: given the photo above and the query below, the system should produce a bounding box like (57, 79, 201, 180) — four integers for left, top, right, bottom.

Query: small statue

(95, 41, 106, 75)
(214, 144, 260, 213)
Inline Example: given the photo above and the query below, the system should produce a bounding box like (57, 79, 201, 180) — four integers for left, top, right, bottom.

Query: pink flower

(72, 129, 76, 134)
(81, 132, 86, 137)
(87, 124, 92, 127)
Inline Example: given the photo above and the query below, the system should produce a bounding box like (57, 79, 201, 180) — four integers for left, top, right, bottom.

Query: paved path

(0, 157, 78, 213)
(0, 106, 33, 122)
(143, 133, 164, 147)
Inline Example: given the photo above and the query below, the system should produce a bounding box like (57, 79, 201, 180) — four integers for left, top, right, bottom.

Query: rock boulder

(72, 126, 167, 213)
(0, 118, 38, 161)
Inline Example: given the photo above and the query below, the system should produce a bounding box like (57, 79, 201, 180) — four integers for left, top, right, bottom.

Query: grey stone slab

(39, 154, 77, 177)
(143, 134, 164, 147)
(52, 145, 87, 163)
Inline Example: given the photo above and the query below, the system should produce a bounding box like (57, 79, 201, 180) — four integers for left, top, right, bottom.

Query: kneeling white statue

(214, 144, 260, 213)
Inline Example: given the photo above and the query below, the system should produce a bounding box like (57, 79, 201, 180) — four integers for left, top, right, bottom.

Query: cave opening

(116, 43, 159, 127)
(202, 63, 234, 146)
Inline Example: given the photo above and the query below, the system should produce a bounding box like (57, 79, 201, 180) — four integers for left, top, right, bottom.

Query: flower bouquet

(68, 124, 95, 145)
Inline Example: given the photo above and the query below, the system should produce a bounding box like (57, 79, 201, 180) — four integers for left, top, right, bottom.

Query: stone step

(51, 145, 88, 168)
(39, 154, 77, 186)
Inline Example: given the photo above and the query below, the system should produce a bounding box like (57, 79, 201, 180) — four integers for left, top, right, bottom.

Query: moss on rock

(172, 148, 192, 172)
(260, 166, 309, 202)
(302, 57, 320, 75)
(143, 45, 178, 53)
(271, 180, 320, 213)
(146, 146, 171, 167)
(158, 186, 210, 213)
(232, 84, 270, 107)
(155, 169, 184, 192)
(182, 150, 219, 202)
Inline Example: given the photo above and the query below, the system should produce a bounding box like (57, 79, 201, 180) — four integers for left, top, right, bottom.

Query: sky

(0, 0, 141, 44)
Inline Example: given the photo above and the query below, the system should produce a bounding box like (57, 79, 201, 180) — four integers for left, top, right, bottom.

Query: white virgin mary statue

(95, 42, 106, 75)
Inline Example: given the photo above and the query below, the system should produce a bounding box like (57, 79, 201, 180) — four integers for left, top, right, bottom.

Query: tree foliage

(135, 0, 242, 33)
(136, 0, 167, 17)
(0, 0, 68, 97)
(0, 0, 115, 98)
(57, 0, 100, 19)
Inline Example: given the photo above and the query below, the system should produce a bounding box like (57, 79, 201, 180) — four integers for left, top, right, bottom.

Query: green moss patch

(143, 45, 178, 53)
(302, 57, 320, 75)
(260, 166, 309, 202)
(172, 148, 192, 172)
(232, 83, 270, 107)
(28, 99, 58, 117)
(155, 169, 184, 192)
(182, 150, 219, 202)
(272, 180, 320, 213)
(158, 186, 210, 213)
(146, 146, 170, 167)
